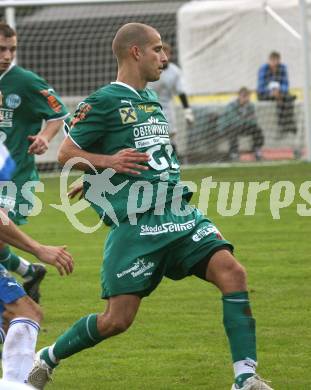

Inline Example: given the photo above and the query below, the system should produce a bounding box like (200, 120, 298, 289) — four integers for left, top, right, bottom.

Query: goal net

(177, 0, 311, 163)
(3, 0, 311, 168)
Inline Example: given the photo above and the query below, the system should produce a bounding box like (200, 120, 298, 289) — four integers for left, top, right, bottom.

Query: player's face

(141, 32, 167, 82)
(0, 35, 17, 72)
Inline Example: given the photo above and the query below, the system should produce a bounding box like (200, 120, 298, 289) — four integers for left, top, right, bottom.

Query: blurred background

(2, 0, 311, 167)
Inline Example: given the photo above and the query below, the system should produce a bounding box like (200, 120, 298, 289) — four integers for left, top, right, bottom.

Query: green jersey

(69, 81, 191, 225)
(0, 64, 69, 185)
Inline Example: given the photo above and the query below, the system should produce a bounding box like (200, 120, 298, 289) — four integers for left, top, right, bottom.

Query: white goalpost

(299, 0, 311, 161)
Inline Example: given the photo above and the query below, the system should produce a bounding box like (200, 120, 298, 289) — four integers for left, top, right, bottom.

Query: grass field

(18, 162, 311, 389)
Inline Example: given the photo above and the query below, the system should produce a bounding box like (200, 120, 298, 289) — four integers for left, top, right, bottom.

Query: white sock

(47, 344, 58, 366)
(2, 317, 40, 383)
(15, 257, 31, 278)
(233, 358, 257, 378)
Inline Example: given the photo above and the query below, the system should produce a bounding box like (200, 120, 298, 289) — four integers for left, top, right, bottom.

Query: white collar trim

(111, 81, 141, 98)
(0, 63, 15, 81)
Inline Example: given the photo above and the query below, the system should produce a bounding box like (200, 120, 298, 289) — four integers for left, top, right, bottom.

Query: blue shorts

(0, 264, 26, 316)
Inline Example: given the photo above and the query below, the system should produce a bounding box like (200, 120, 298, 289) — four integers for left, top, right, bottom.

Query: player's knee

(219, 254, 246, 280)
(229, 261, 247, 284)
(98, 313, 134, 336)
(219, 253, 246, 281)
(208, 251, 247, 291)
(112, 313, 135, 334)
(111, 318, 133, 334)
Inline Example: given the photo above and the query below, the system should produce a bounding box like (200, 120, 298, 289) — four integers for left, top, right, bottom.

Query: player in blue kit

(0, 143, 74, 383)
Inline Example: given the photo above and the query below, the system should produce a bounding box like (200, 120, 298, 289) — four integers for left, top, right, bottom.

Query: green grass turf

(16, 162, 311, 389)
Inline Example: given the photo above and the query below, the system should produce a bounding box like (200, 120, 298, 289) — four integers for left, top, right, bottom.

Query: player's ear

(130, 45, 141, 61)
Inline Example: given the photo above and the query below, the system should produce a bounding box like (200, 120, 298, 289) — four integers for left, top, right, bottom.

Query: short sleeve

(25, 72, 68, 120)
(68, 96, 106, 149)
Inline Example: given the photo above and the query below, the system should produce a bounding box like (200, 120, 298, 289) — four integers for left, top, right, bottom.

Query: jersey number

(146, 144, 179, 171)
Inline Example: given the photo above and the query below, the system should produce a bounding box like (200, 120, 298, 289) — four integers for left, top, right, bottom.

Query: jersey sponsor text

(140, 219, 195, 235)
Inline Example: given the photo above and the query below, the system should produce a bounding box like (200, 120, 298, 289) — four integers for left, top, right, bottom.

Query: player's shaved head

(112, 23, 159, 63)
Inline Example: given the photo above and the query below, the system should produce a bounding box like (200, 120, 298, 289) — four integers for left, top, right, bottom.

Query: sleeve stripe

(46, 113, 70, 122)
(68, 133, 82, 149)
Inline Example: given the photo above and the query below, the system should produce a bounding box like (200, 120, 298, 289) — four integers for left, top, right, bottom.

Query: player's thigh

(101, 208, 196, 299)
(3, 295, 42, 323)
(102, 205, 214, 298)
(102, 238, 167, 299)
(165, 215, 233, 281)
(0, 266, 41, 322)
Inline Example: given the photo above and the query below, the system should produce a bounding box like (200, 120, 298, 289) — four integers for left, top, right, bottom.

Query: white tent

(177, 0, 311, 95)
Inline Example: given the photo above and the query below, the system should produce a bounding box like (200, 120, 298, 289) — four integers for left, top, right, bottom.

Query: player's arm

(58, 135, 150, 174)
(28, 118, 64, 155)
(25, 72, 70, 155)
(0, 210, 73, 276)
(59, 95, 150, 173)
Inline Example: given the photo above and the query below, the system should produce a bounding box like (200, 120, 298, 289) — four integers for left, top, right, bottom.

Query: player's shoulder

(75, 84, 117, 116)
(12, 65, 45, 83)
(9, 66, 52, 93)
(144, 87, 158, 101)
(86, 83, 120, 103)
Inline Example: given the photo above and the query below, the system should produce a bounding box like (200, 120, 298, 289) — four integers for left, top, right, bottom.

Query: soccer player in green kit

(0, 22, 69, 303)
(28, 23, 273, 390)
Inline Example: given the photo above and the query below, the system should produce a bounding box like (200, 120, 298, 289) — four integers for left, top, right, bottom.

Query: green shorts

(0, 180, 37, 225)
(101, 203, 233, 298)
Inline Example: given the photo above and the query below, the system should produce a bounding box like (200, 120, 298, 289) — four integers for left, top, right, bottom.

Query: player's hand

(108, 148, 150, 175)
(28, 135, 49, 155)
(184, 108, 195, 126)
(34, 245, 74, 276)
(68, 183, 84, 199)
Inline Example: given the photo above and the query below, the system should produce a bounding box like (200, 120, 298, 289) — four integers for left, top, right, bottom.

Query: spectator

(257, 51, 297, 134)
(218, 87, 264, 161)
